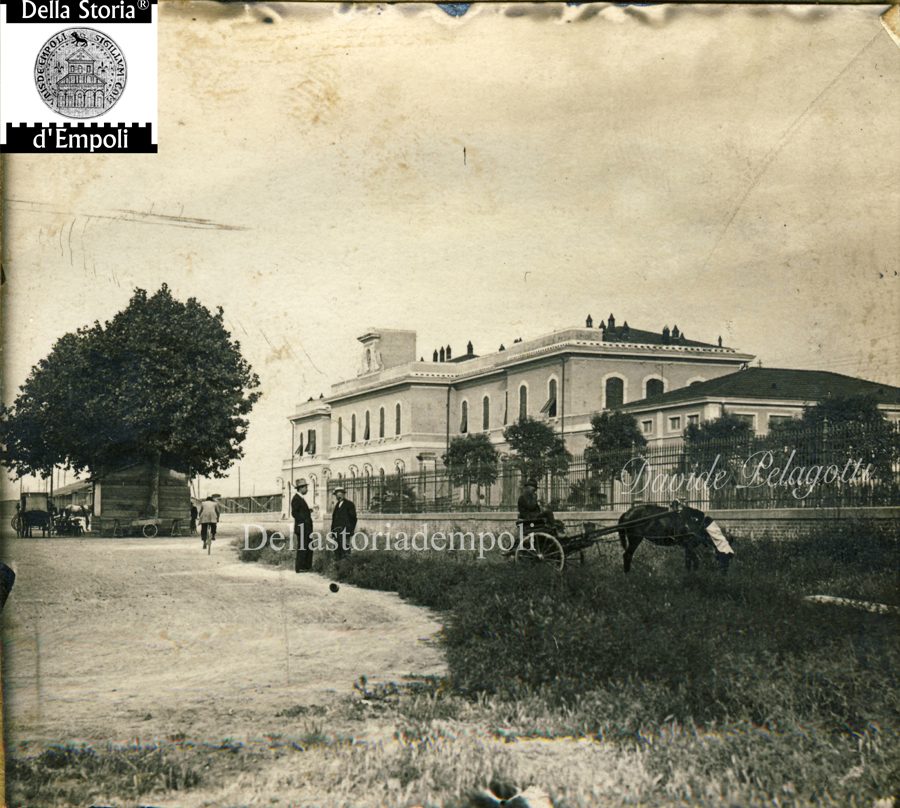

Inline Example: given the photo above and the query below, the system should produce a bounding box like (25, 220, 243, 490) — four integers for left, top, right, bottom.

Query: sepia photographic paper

(1, 3, 898, 806)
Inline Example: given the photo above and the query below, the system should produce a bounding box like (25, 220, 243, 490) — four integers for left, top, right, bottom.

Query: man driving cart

(517, 479, 565, 536)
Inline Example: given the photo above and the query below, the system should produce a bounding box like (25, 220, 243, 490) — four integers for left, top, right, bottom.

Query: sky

(2, 2, 898, 498)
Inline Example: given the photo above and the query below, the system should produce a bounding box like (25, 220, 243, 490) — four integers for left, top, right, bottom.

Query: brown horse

(618, 503, 710, 573)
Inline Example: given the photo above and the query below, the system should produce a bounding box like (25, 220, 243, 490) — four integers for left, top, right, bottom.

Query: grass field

(11, 523, 899, 807)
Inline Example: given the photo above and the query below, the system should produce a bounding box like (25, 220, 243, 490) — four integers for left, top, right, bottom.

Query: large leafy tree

(1, 286, 261, 512)
(583, 411, 646, 475)
(768, 394, 899, 487)
(503, 416, 571, 482)
(443, 433, 499, 504)
(576, 411, 647, 508)
(681, 412, 756, 506)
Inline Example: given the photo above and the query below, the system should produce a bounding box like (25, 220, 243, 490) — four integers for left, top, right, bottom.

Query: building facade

(282, 317, 754, 511)
(620, 367, 900, 446)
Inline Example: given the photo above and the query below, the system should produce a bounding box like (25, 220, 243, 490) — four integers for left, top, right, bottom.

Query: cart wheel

(11, 516, 22, 537)
(515, 531, 565, 572)
(142, 523, 159, 538)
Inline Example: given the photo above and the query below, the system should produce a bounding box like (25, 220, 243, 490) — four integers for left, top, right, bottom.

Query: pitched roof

(623, 367, 900, 408)
(601, 325, 720, 349)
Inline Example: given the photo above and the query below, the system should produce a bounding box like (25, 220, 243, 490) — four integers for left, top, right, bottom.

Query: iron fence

(327, 422, 900, 513)
(219, 494, 283, 514)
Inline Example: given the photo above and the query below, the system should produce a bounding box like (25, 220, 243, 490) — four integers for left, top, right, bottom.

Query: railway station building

(283, 316, 755, 511)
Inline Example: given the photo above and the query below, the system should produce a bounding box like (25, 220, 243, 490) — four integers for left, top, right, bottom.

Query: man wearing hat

(329, 486, 357, 562)
(291, 479, 314, 572)
(517, 479, 544, 523)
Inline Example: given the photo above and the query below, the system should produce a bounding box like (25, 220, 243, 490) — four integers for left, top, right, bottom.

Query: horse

(617, 503, 711, 573)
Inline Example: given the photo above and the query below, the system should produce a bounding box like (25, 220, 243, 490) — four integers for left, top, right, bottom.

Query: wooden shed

(93, 462, 191, 536)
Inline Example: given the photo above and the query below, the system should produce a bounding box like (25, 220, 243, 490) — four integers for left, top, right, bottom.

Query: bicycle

(201, 524, 216, 554)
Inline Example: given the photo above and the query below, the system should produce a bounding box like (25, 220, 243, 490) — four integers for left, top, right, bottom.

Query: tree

(503, 417, 572, 483)
(0, 286, 261, 514)
(768, 394, 899, 488)
(683, 412, 755, 445)
(583, 411, 646, 471)
(577, 411, 647, 508)
(443, 433, 499, 504)
(681, 413, 756, 506)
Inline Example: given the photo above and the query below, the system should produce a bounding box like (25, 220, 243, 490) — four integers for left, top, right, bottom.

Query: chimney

(432, 349, 439, 362)
(466, 340, 474, 355)
(446, 344, 452, 360)
(717, 336, 722, 347)
(662, 325, 670, 344)
(585, 314, 593, 328)
(439, 347, 445, 362)
(622, 320, 630, 337)
(598, 320, 606, 330)
(499, 343, 506, 351)
(608, 313, 616, 330)
(672, 324, 680, 340)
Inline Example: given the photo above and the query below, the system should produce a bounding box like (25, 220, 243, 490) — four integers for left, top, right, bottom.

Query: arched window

(542, 378, 558, 418)
(482, 395, 490, 431)
(518, 384, 528, 421)
(460, 400, 468, 434)
(337, 417, 343, 446)
(605, 377, 624, 409)
(395, 403, 401, 435)
(364, 410, 371, 441)
(351, 413, 357, 443)
(646, 378, 665, 399)
(379, 406, 385, 438)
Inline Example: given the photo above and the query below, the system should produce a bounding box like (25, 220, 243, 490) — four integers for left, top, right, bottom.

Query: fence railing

(219, 494, 282, 514)
(326, 422, 900, 513)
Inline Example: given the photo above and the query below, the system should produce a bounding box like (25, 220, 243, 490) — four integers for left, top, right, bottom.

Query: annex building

(283, 316, 754, 511)
(620, 367, 900, 446)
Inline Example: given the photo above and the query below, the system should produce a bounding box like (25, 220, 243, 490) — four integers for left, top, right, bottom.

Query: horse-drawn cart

(510, 503, 714, 572)
(11, 492, 54, 538)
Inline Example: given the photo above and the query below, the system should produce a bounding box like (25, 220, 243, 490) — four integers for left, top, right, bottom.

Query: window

(395, 403, 401, 435)
(735, 414, 756, 429)
(518, 385, 528, 420)
(687, 414, 700, 427)
(351, 413, 357, 443)
(379, 407, 385, 438)
(306, 429, 316, 455)
(482, 395, 490, 431)
(669, 416, 681, 431)
(295, 429, 304, 456)
(503, 391, 509, 425)
(646, 378, 665, 399)
(641, 420, 654, 434)
(605, 377, 624, 409)
(337, 417, 343, 446)
(460, 400, 468, 433)
(541, 378, 558, 418)
(364, 411, 370, 441)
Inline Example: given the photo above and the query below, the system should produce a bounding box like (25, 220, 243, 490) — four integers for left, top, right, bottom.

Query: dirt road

(1, 531, 446, 749)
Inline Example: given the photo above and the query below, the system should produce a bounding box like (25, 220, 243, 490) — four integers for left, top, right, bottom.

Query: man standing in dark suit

(292, 479, 314, 572)
(330, 486, 357, 561)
